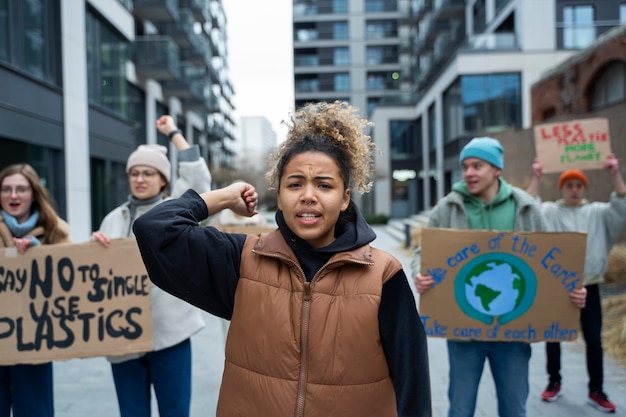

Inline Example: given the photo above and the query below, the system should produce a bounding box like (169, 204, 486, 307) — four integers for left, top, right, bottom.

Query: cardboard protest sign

(0, 238, 152, 365)
(419, 228, 585, 342)
(534, 118, 611, 173)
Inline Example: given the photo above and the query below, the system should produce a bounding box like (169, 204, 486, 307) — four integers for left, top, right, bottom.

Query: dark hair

(266, 101, 378, 194)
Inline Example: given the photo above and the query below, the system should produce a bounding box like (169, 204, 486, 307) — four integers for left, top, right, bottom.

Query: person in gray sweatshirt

(412, 137, 587, 417)
(527, 154, 626, 413)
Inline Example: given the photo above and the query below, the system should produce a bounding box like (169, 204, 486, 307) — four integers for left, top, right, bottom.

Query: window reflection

(563, 5, 595, 49)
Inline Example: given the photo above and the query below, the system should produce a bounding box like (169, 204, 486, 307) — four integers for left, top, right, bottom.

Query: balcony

(162, 65, 204, 98)
(432, 0, 464, 21)
(207, 121, 226, 142)
(134, 36, 180, 80)
(181, 33, 210, 67)
(133, 0, 178, 22)
(155, 10, 197, 49)
(180, 0, 207, 23)
(462, 33, 518, 51)
(181, 85, 220, 113)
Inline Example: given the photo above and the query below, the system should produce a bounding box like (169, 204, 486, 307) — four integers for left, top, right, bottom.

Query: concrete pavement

(52, 226, 626, 416)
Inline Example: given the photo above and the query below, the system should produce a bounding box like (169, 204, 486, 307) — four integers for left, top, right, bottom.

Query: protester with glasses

(91, 115, 212, 417)
(0, 163, 71, 417)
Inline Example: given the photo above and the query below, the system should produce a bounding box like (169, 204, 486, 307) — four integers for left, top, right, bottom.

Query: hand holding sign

(534, 118, 612, 173)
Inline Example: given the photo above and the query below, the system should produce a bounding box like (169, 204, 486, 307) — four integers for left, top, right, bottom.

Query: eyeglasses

(1, 186, 31, 195)
(128, 170, 159, 180)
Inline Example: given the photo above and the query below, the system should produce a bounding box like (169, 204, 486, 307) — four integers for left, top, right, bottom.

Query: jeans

(0, 363, 54, 417)
(546, 283, 603, 392)
(111, 339, 192, 417)
(447, 340, 531, 417)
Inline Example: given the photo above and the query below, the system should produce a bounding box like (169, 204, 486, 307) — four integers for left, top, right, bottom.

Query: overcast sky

(222, 0, 294, 140)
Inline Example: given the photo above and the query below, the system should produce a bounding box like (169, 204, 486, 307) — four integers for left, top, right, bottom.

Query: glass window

(367, 97, 380, 116)
(86, 10, 130, 117)
(90, 157, 128, 228)
(590, 61, 626, 111)
(621, 4, 626, 24)
(366, 45, 398, 65)
(0, 0, 61, 85)
(334, 73, 350, 91)
(390, 120, 420, 159)
(295, 49, 319, 66)
(563, 5, 595, 49)
(333, 0, 348, 13)
(365, 0, 397, 12)
(333, 47, 349, 65)
(367, 71, 400, 90)
(333, 21, 348, 39)
(366, 20, 397, 39)
(461, 73, 521, 134)
(0, 0, 7, 61)
(295, 75, 319, 92)
(428, 104, 436, 151)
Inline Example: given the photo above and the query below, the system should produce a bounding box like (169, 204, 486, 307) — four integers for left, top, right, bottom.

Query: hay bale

(602, 293, 626, 368)
(605, 243, 626, 284)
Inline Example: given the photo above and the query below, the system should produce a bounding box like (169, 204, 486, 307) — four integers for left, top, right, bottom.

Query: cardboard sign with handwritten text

(534, 118, 611, 173)
(419, 228, 585, 342)
(0, 239, 152, 365)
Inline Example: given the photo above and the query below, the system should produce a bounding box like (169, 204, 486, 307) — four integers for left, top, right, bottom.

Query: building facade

(369, 0, 626, 218)
(0, 0, 235, 240)
(292, 0, 413, 213)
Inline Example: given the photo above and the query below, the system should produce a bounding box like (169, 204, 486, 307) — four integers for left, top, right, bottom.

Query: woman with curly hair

(0, 163, 70, 417)
(133, 101, 432, 417)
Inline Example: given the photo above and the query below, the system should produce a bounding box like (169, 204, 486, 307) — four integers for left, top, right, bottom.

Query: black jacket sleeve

(379, 271, 432, 417)
(133, 189, 246, 319)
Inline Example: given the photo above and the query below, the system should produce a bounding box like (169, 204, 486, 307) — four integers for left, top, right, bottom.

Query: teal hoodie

(451, 177, 516, 231)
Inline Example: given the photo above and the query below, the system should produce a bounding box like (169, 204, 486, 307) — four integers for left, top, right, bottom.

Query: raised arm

(156, 115, 190, 151)
(526, 157, 542, 198)
(605, 153, 626, 195)
(199, 182, 259, 218)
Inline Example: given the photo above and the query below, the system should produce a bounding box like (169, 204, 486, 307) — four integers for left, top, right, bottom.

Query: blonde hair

(266, 101, 378, 194)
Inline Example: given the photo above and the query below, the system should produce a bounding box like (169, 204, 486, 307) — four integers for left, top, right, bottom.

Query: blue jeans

(447, 340, 531, 417)
(0, 363, 54, 417)
(111, 339, 192, 417)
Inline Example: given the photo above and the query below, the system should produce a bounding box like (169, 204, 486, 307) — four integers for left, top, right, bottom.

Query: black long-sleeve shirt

(134, 190, 432, 417)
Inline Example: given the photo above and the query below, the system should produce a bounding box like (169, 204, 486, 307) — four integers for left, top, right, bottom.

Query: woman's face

(127, 165, 166, 200)
(1, 173, 34, 223)
(277, 151, 350, 249)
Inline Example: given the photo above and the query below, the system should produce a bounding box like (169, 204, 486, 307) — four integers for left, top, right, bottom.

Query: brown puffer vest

(217, 230, 402, 417)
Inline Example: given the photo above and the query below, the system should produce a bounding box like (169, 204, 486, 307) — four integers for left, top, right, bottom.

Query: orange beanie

(558, 169, 588, 189)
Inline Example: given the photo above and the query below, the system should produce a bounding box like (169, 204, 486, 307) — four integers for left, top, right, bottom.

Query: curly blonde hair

(266, 101, 378, 194)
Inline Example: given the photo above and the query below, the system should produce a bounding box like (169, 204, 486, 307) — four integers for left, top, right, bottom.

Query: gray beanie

(126, 144, 171, 183)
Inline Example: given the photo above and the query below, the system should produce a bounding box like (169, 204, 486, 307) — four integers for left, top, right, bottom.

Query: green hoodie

(451, 177, 516, 231)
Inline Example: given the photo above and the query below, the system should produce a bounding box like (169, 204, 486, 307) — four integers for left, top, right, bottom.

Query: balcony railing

(462, 33, 518, 51)
(133, 0, 178, 22)
(181, 33, 210, 67)
(180, 0, 207, 23)
(134, 36, 180, 80)
(155, 10, 197, 49)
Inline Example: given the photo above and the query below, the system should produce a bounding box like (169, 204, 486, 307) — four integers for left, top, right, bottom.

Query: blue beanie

(459, 137, 504, 169)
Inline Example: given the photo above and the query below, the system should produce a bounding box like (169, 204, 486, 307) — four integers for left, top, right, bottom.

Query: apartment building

(293, 0, 413, 213)
(368, 0, 625, 218)
(0, 0, 235, 239)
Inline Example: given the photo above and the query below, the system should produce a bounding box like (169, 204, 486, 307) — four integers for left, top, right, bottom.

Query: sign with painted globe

(419, 229, 586, 342)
